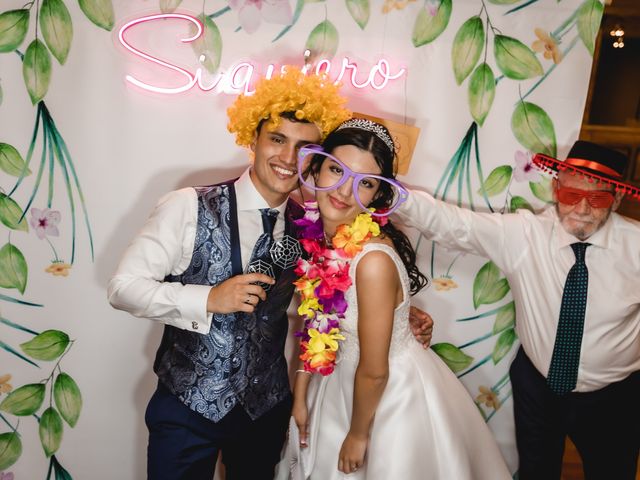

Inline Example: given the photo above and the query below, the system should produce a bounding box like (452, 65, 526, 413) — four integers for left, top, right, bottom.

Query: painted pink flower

(229, 0, 293, 34)
(0, 472, 15, 480)
(30, 208, 61, 239)
(425, 0, 441, 16)
(513, 151, 541, 183)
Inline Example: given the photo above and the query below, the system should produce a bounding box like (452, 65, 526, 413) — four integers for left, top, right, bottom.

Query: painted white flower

(229, 0, 293, 34)
(513, 151, 541, 183)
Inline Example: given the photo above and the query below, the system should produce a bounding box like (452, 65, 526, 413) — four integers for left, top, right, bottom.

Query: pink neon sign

(117, 13, 406, 95)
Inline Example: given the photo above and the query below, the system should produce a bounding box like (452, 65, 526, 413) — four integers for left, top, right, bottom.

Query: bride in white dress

(283, 119, 511, 480)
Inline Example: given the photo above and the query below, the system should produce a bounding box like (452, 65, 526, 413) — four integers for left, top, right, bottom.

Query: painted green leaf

(493, 301, 515, 334)
(477, 165, 512, 197)
(431, 342, 474, 373)
(412, 0, 452, 47)
(473, 260, 499, 309)
(0, 9, 30, 53)
(492, 328, 517, 364)
(468, 63, 495, 126)
(78, 0, 114, 31)
(40, 0, 73, 65)
(0, 431, 22, 470)
(511, 101, 557, 157)
(0, 383, 46, 416)
(0, 194, 28, 231)
(473, 261, 510, 308)
(52, 457, 73, 480)
(577, 0, 603, 56)
(346, 0, 369, 30)
(510, 195, 534, 212)
(20, 330, 70, 361)
(305, 20, 339, 63)
(494, 34, 543, 80)
(0, 243, 28, 294)
(530, 176, 554, 203)
(160, 0, 183, 13)
(452, 16, 484, 85)
(0, 143, 30, 177)
(484, 278, 510, 305)
(23, 39, 52, 104)
(39, 407, 63, 457)
(190, 14, 222, 74)
(54, 372, 82, 427)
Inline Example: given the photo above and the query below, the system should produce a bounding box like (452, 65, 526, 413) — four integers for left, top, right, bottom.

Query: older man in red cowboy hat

(394, 140, 640, 480)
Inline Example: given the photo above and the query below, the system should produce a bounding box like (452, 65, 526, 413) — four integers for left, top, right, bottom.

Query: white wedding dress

(279, 243, 512, 480)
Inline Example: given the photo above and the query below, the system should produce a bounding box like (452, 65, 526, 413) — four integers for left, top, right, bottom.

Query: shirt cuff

(178, 284, 213, 334)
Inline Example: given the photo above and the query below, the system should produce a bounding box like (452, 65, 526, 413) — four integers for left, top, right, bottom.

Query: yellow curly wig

(227, 67, 351, 147)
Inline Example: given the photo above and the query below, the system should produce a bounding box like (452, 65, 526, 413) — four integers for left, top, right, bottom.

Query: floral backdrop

(0, 0, 601, 478)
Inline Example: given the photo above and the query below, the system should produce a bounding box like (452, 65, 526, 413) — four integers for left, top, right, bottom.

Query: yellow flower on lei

(298, 297, 322, 317)
(307, 328, 346, 353)
(332, 212, 380, 257)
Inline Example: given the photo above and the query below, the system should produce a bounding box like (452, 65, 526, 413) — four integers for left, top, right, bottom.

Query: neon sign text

(118, 13, 407, 95)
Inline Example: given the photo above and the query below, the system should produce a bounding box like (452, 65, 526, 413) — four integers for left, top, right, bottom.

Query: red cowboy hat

(532, 140, 640, 201)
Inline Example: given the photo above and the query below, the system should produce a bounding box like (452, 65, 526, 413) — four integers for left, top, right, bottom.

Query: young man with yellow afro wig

(109, 67, 355, 479)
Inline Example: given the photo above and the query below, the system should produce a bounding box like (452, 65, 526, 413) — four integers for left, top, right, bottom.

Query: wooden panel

(579, 126, 640, 220)
(561, 437, 640, 479)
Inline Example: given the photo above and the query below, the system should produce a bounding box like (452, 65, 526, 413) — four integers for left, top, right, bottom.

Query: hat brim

(532, 153, 640, 201)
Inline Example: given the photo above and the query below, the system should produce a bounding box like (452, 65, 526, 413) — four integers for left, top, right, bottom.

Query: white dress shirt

(107, 167, 287, 335)
(395, 190, 640, 392)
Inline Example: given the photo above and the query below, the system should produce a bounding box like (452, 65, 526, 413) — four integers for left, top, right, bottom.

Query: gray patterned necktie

(246, 208, 279, 291)
(546, 242, 590, 395)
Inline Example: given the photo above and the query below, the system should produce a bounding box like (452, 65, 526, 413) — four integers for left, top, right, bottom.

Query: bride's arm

(339, 250, 399, 474)
(292, 364, 312, 447)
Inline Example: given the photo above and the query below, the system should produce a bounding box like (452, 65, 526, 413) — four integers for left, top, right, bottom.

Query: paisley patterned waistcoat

(153, 182, 303, 422)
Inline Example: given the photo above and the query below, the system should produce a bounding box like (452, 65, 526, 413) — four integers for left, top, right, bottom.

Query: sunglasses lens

(557, 189, 583, 205)
(587, 191, 615, 208)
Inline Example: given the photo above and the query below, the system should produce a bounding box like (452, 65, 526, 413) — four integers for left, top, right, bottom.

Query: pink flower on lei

(228, 0, 293, 34)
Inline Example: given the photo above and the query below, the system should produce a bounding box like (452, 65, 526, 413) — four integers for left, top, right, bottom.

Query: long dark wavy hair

(307, 123, 429, 295)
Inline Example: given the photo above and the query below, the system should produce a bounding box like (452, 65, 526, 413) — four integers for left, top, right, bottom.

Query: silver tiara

(335, 118, 395, 153)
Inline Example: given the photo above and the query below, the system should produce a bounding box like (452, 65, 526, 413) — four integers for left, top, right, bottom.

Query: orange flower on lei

(300, 328, 345, 375)
(332, 211, 381, 257)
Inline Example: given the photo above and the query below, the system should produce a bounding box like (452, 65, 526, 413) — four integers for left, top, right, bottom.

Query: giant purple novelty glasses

(297, 144, 408, 217)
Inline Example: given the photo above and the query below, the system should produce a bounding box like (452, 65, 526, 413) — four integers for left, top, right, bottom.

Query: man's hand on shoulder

(409, 306, 434, 349)
(207, 273, 275, 314)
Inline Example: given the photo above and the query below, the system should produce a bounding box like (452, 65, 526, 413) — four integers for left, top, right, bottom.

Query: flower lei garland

(293, 202, 387, 376)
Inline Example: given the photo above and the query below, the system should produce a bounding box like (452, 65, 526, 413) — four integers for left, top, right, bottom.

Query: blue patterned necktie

(246, 208, 279, 291)
(546, 242, 590, 395)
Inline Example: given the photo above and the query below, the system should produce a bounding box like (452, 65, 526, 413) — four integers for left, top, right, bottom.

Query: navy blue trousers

(510, 347, 640, 480)
(145, 383, 292, 480)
